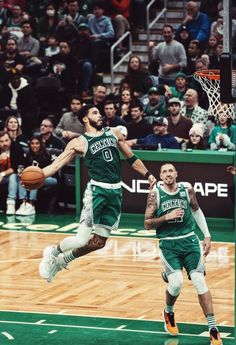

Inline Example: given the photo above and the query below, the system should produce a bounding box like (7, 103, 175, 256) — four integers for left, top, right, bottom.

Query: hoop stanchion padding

(194, 69, 236, 119)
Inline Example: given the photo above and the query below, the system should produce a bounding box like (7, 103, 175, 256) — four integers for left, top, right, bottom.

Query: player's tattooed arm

(144, 189, 159, 229)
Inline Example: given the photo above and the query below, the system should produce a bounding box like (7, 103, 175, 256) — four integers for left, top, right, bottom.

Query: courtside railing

(110, 31, 132, 92)
(146, 0, 167, 64)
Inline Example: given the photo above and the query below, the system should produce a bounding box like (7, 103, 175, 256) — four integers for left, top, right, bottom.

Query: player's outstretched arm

(43, 137, 84, 177)
(188, 183, 211, 256)
(114, 127, 157, 188)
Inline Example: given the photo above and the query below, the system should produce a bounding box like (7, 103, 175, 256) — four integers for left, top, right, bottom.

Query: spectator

(47, 40, 78, 107)
(143, 86, 167, 125)
(0, 0, 10, 35)
(37, 3, 59, 52)
(204, 34, 219, 56)
(87, 0, 115, 72)
(199, 0, 221, 22)
(194, 56, 209, 71)
(166, 72, 188, 101)
(167, 97, 193, 144)
(79, 0, 93, 17)
(116, 88, 133, 123)
(26, 0, 48, 20)
(20, 9, 38, 39)
(187, 123, 206, 150)
(0, 37, 26, 72)
(88, 1, 114, 43)
(175, 25, 191, 54)
(180, 88, 210, 136)
(176, 1, 211, 46)
(44, 35, 60, 57)
(55, 0, 68, 18)
(92, 84, 107, 116)
(17, 20, 40, 59)
(55, 95, 85, 142)
(126, 100, 153, 140)
(39, 118, 65, 150)
(127, 117, 180, 149)
(1, 4, 24, 41)
(185, 40, 202, 76)
(4, 115, 28, 148)
(54, 11, 80, 45)
(102, 99, 127, 127)
(149, 24, 187, 86)
(61, 0, 85, 30)
(209, 40, 224, 69)
(188, 57, 210, 111)
(4, 1, 26, 11)
(0, 130, 25, 214)
(123, 54, 150, 97)
(209, 106, 236, 151)
(72, 23, 95, 97)
(106, 0, 130, 49)
(16, 135, 58, 215)
(0, 67, 37, 139)
(210, 2, 224, 42)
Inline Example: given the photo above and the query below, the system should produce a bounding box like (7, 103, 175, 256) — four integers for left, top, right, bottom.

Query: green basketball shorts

(159, 234, 205, 276)
(81, 182, 122, 232)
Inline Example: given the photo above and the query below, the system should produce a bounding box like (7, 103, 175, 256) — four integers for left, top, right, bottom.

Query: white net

(194, 69, 235, 119)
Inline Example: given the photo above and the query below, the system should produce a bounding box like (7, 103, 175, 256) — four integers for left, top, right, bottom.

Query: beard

(89, 118, 103, 131)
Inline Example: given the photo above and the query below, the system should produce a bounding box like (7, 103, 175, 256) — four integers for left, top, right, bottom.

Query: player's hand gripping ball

(20, 166, 45, 190)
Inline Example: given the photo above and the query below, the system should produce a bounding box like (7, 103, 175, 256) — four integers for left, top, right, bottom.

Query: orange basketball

(20, 166, 45, 190)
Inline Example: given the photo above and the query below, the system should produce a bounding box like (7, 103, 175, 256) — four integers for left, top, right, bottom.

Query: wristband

(1, 172, 6, 177)
(126, 154, 138, 166)
(145, 171, 152, 178)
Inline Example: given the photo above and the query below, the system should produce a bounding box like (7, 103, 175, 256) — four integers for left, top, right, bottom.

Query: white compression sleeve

(192, 208, 210, 238)
(60, 224, 93, 252)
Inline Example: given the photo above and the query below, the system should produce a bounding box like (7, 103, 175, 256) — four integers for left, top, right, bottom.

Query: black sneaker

(163, 310, 179, 336)
(209, 327, 222, 345)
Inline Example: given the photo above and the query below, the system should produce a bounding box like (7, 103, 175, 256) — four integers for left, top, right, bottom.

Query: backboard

(220, 0, 236, 103)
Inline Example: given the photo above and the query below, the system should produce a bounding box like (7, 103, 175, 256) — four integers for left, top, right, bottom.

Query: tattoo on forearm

(145, 190, 157, 220)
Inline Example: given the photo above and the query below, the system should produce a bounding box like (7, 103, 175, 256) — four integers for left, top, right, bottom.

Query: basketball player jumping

(39, 104, 157, 282)
(144, 163, 222, 345)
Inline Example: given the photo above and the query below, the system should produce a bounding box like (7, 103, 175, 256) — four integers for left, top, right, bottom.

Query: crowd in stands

(0, 0, 235, 216)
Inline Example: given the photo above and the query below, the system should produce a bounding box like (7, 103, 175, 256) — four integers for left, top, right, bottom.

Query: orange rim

(194, 69, 220, 80)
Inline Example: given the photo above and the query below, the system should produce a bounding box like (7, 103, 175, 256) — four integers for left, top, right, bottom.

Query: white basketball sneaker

(39, 246, 67, 282)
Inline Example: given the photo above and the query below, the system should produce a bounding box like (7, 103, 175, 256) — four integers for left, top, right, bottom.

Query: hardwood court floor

(0, 229, 234, 327)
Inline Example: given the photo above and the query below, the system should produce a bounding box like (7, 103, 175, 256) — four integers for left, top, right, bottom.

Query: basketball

(20, 166, 45, 190)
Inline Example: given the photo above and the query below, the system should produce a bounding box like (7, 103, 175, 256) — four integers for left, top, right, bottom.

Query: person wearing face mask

(37, 3, 59, 53)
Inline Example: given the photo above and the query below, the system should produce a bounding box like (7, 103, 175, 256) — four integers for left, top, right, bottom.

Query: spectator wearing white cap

(126, 116, 180, 149)
(187, 123, 206, 150)
(167, 97, 193, 144)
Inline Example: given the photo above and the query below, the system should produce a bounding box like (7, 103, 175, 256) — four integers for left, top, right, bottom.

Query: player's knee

(167, 271, 183, 296)
(190, 271, 208, 295)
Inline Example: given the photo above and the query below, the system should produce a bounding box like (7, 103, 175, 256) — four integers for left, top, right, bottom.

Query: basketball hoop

(194, 69, 235, 119)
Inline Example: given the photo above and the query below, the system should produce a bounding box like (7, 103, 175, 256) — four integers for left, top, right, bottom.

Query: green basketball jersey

(82, 128, 121, 183)
(156, 183, 198, 238)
